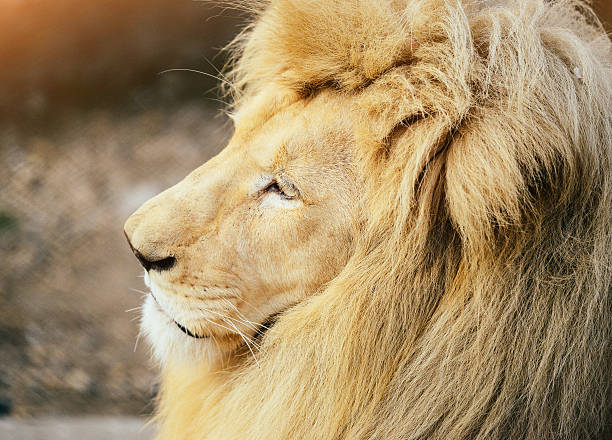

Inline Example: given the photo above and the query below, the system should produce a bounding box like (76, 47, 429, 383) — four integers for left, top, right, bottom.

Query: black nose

(135, 252, 176, 272)
(124, 232, 176, 272)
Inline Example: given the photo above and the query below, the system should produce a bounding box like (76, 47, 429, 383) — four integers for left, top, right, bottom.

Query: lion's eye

(264, 179, 298, 200)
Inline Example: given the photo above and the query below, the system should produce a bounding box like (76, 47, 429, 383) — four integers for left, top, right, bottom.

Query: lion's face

(124, 90, 360, 364)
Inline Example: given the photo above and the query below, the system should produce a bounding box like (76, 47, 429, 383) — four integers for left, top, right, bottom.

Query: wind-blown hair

(156, 1, 611, 438)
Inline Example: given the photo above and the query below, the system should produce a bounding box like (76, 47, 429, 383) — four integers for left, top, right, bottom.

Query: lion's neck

(155, 361, 234, 440)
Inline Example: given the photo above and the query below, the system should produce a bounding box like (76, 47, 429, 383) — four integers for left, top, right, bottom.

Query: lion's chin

(140, 295, 236, 367)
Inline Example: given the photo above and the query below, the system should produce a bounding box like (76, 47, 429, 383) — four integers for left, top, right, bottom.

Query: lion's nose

(124, 231, 176, 272)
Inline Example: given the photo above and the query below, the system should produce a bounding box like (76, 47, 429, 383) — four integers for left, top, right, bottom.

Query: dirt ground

(0, 416, 154, 440)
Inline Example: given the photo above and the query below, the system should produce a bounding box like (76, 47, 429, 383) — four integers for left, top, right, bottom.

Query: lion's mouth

(149, 289, 281, 341)
(174, 320, 209, 339)
(149, 292, 209, 339)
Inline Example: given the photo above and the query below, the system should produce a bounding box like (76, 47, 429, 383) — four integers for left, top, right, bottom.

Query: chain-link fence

(0, 105, 230, 416)
(0, 0, 238, 418)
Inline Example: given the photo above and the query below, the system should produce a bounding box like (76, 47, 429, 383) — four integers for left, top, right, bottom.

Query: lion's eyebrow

(271, 143, 290, 168)
(249, 174, 275, 195)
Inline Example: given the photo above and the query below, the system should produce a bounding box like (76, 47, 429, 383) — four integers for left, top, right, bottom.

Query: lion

(123, 0, 612, 439)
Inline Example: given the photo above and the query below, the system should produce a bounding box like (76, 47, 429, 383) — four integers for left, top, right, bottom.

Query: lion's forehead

(230, 91, 356, 167)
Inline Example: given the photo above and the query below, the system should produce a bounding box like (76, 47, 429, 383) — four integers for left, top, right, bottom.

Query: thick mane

(157, 1, 611, 439)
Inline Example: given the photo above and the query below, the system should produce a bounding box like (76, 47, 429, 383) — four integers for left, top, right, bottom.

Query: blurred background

(0, 0, 243, 437)
(0, 0, 610, 438)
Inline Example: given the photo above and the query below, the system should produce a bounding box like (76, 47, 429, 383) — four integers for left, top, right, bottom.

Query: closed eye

(263, 178, 299, 200)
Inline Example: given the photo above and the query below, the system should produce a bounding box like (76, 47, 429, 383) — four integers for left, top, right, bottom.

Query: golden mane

(155, 1, 612, 438)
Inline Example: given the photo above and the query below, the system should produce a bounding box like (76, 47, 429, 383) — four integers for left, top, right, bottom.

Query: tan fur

(124, 1, 612, 438)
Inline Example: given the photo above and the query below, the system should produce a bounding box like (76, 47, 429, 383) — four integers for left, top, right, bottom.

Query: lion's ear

(443, 108, 587, 251)
(444, 115, 525, 246)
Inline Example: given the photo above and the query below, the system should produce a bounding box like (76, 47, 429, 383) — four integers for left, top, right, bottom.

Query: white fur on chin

(140, 289, 225, 367)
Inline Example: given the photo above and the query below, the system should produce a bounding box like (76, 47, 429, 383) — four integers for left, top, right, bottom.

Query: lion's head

(124, 1, 611, 439)
(124, 91, 360, 364)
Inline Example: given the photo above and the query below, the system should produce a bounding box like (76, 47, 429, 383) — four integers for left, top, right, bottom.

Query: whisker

(197, 304, 262, 334)
(206, 308, 260, 333)
(224, 318, 264, 353)
(223, 318, 262, 369)
(225, 298, 273, 331)
(236, 315, 269, 333)
(219, 298, 264, 327)
(202, 56, 225, 76)
(129, 288, 149, 295)
(201, 57, 233, 86)
(200, 316, 240, 335)
(196, 306, 264, 352)
(214, 304, 261, 330)
(134, 329, 143, 353)
(158, 68, 232, 88)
